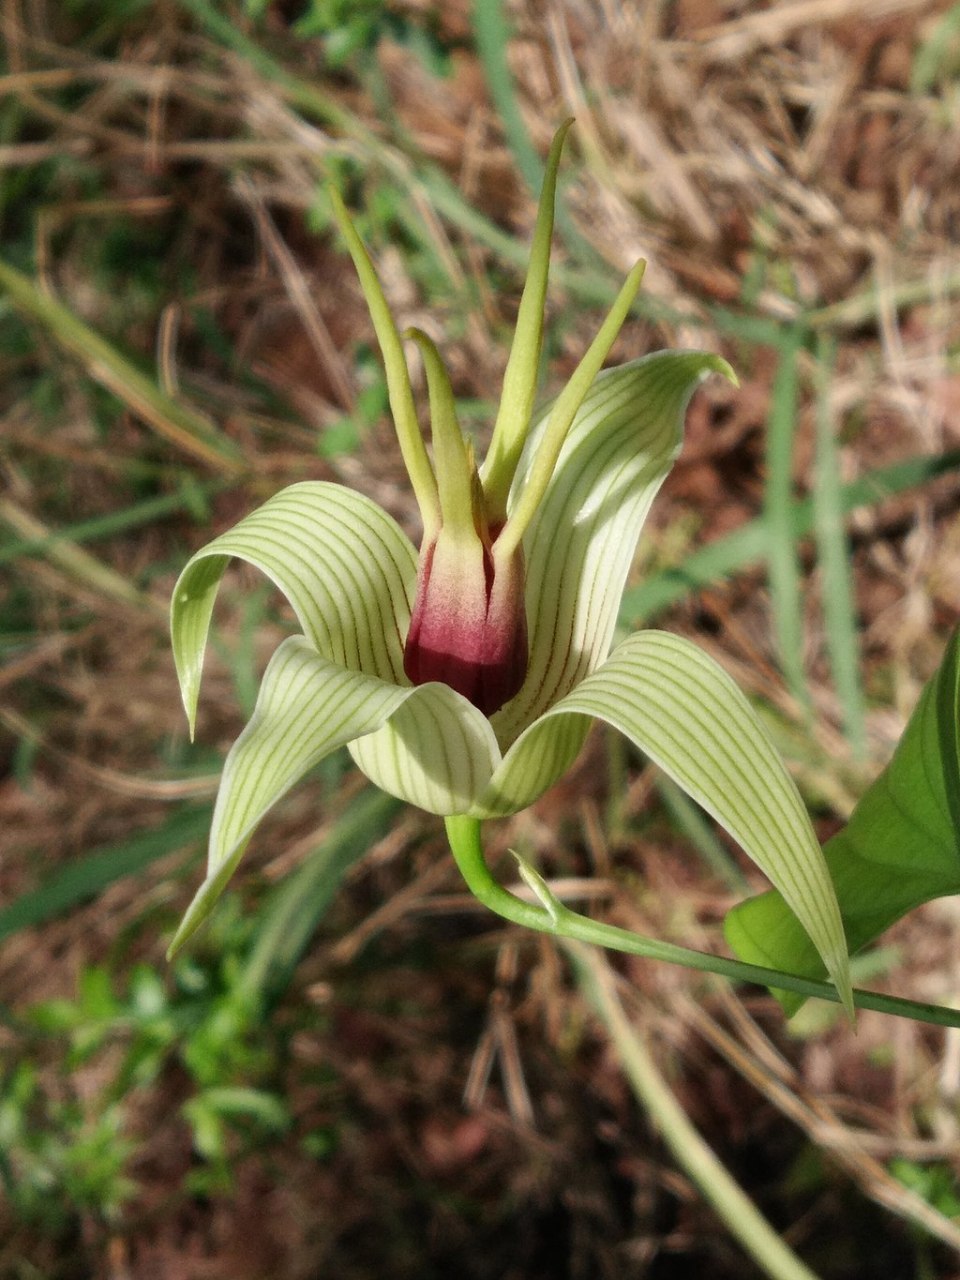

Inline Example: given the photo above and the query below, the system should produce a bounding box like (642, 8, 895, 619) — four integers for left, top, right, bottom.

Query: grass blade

(0, 259, 244, 475)
(472, 0, 544, 193)
(812, 333, 867, 757)
(622, 448, 960, 622)
(0, 496, 164, 615)
(0, 482, 224, 568)
(572, 946, 822, 1280)
(0, 806, 213, 943)
(237, 789, 401, 1009)
(764, 324, 810, 707)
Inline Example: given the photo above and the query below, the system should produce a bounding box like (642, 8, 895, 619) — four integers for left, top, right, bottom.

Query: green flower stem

(443, 815, 960, 1030)
(571, 944, 821, 1280)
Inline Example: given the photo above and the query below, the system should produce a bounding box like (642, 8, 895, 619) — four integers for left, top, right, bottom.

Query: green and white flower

(169, 125, 851, 1013)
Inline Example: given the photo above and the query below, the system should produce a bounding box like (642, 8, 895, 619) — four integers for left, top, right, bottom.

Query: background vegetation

(3, 1, 960, 1276)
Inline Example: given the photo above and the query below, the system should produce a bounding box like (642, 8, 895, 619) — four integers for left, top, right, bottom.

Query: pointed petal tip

(165, 918, 192, 962)
(832, 957, 856, 1025)
(711, 355, 739, 387)
(686, 351, 739, 392)
(623, 259, 646, 297)
(181, 682, 198, 742)
(166, 905, 205, 960)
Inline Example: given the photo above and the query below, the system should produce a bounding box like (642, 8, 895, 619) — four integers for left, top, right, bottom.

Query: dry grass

(2, 1, 960, 1277)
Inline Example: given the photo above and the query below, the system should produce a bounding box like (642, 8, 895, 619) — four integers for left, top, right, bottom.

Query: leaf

(485, 630, 853, 1013)
(726, 627, 960, 1013)
(763, 324, 809, 708)
(171, 482, 417, 734)
(169, 637, 500, 954)
(496, 352, 736, 744)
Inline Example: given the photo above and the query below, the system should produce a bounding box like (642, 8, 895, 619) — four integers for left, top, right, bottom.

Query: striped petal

(171, 481, 418, 735)
(169, 635, 501, 953)
(348, 698, 501, 816)
(494, 352, 735, 744)
(480, 630, 852, 1014)
(473, 713, 591, 819)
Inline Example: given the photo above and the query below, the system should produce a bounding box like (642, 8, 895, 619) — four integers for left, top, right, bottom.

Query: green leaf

(812, 332, 867, 757)
(486, 630, 853, 1014)
(169, 637, 500, 954)
(171, 482, 417, 735)
(726, 627, 960, 1013)
(496, 352, 736, 744)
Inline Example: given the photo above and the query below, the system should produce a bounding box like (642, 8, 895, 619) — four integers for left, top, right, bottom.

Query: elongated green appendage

(406, 329, 475, 535)
(328, 187, 441, 538)
(481, 119, 574, 522)
(495, 259, 646, 561)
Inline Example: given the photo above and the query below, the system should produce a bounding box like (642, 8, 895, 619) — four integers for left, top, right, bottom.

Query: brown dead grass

(3, 1, 960, 1277)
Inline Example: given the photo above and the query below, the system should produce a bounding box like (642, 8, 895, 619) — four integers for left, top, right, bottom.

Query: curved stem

(444, 815, 960, 1030)
(572, 944, 821, 1280)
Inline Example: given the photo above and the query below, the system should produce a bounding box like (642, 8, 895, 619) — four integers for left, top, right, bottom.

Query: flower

(397, 328, 529, 716)
(168, 126, 851, 1013)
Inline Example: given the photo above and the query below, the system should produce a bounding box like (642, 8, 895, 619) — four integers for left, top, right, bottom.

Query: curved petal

(349, 695, 502, 817)
(169, 635, 501, 953)
(171, 481, 418, 735)
(505, 630, 852, 1013)
(472, 712, 591, 820)
(494, 353, 735, 745)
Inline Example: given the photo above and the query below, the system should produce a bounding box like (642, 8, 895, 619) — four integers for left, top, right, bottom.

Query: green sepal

(169, 635, 501, 954)
(170, 482, 417, 736)
(483, 630, 853, 1016)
